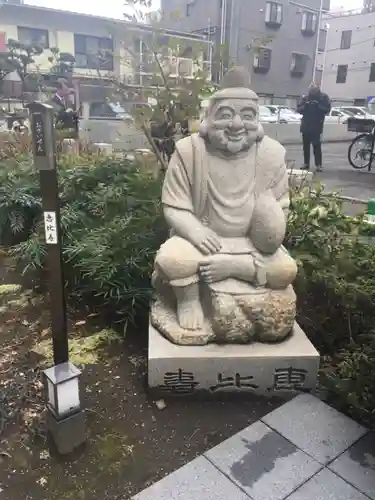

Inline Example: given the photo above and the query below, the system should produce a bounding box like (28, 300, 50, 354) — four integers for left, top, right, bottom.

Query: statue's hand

(189, 227, 221, 255)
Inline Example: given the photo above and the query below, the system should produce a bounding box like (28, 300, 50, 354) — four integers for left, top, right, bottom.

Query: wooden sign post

(29, 102, 69, 366)
(29, 102, 86, 455)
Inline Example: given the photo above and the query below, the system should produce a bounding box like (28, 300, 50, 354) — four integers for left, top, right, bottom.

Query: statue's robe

(155, 133, 293, 292)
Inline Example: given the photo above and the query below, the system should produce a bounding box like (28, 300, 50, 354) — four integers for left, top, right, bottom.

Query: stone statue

(151, 67, 297, 345)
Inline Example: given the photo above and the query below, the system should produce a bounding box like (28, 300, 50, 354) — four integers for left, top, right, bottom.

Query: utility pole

(312, 0, 324, 82)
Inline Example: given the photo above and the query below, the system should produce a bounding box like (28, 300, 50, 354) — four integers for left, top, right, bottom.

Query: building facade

(0, 2, 211, 102)
(161, 0, 330, 106)
(316, 8, 375, 104)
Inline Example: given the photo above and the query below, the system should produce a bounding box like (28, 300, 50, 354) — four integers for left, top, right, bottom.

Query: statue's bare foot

(177, 298, 204, 330)
(199, 254, 234, 283)
(175, 283, 205, 330)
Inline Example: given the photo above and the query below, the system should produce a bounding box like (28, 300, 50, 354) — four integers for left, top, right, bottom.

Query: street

(286, 142, 375, 203)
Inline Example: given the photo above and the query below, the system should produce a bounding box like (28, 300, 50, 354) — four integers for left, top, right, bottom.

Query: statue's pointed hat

(210, 66, 258, 102)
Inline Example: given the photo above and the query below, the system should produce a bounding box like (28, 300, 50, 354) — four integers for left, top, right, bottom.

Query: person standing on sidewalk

(297, 82, 331, 172)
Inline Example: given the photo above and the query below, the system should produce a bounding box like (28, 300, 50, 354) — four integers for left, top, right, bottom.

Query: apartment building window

(301, 11, 318, 35)
(290, 53, 307, 77)
(336, 64, 348, 83)
(369, 63, 375, 82)
(186, 1, 195, 16)
(340, 30, 352, 50)
(74, 34, 114, 70)
(265, 2, 283, 28)
(253, 48, 272, 73)
(17, 27, 49, 48)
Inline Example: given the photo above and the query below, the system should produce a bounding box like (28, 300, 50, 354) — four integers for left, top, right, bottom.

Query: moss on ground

(31, 329, 121, 366)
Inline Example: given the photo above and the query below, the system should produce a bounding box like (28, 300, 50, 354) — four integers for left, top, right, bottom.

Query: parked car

(88, 101, 134, 124)
(259, 105, 278, 123)
(266, 105, 302, 123)
(340, 106, 375, 120)
(325, 107, 353, 124)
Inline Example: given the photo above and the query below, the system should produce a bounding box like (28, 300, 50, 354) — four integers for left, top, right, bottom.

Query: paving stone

(262, 394, 367, 464)
(131, 455, 250, 500)
(329, 432, 375, 499)
(286, 468, 369, 499)
(149, 323, 319, 396)
(204, 420, 321, 500)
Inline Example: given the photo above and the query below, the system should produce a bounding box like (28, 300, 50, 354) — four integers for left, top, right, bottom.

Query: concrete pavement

(286, 143, 375, 203)
(133, 394, 374, 500)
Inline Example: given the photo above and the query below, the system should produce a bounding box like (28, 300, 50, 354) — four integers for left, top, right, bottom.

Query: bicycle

(347, 117, 375, 171)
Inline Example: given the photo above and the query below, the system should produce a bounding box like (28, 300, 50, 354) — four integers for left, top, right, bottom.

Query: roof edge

(0, 2, 209, 41)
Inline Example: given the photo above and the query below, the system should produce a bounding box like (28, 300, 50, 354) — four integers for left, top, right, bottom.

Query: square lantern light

(43, 362, 82, 420)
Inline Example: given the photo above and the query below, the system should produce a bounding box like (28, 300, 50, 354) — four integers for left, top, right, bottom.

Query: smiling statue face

(207, 98, 259, 154)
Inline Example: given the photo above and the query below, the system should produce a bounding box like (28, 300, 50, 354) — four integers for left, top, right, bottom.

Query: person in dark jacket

(297, 82, 331, 172)
(50, 79, 79, 136)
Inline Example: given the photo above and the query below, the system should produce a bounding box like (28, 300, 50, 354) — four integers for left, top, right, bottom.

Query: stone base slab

(148, 322, 319, 397)
(47, 409, 86, 455)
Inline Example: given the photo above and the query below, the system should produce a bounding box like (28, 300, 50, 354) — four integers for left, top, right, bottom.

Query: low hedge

(0, 153, 165, 326)
(285, 186, 375, 426)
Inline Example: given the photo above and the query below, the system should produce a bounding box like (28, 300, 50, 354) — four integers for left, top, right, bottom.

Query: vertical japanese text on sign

(32, 112, 46, 157)
(43, 211, 58, 245)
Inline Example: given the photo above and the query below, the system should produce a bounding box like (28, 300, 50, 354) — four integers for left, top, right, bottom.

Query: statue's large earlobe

(256, 122, 264, 142)
(199, 119, 209, 137)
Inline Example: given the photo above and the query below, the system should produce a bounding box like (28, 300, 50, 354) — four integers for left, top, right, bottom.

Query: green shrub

(2, 154, 165, 326)
(285, 185, 375, 426)
(322, 338, 375, 427)
(0, 156, 41, 245)
(0, 132, 32, 162)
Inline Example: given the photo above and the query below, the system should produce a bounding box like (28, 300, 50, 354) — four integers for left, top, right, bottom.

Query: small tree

(0, 40, 76, 104)
(117, 2, 273, 168)
(105, 0, 214, 170)
(0, 57, 14, 80)
(0, 39, 45, 101)
(48, 47, 76, 78)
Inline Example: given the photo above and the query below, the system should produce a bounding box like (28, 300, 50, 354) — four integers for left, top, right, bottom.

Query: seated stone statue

(151, 67, 297, 345)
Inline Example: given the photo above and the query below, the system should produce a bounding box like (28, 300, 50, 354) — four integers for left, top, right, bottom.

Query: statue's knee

(266, 254, 297, 289)
(155, 237, 201, 280)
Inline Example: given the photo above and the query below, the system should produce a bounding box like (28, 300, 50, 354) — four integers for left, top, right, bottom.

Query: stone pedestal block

(61, 138, 79, 155)
(148, 322, 319, 397)
(47, 409, 86, 455)
(92, 142, 113, 155)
